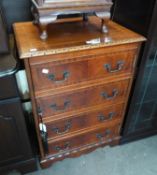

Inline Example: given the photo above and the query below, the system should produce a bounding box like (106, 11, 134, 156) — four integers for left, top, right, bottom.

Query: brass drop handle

(47, 71, 70, 83)
(50, 101, 70, 111)
(96, 129, 111, 140)
(101, 89, 118, 100)
(52, 121, 71, 135)
(98, 112, 115, 122)
(104, 61, 124, 73)
(54, 142, 70, 152)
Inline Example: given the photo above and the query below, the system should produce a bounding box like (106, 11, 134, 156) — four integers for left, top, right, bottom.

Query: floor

(7, 135, 157, 175)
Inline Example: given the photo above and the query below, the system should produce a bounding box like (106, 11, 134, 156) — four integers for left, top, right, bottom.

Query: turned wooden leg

(95, 12, 112, 42)
(39, 24, 48, 40)
(101, 19, 109, 34)
(83, 13, 88, 22)
(38, 15, 57, 40)
(31, 6, 39, 25)
(95, 11, 111, 34)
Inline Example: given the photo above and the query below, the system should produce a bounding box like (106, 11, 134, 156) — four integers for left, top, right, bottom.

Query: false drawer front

(30, 50, 136, 92)
(47, 122, 120, 155)
(45, 103, 124, 139)
(37, 79, 130, 117)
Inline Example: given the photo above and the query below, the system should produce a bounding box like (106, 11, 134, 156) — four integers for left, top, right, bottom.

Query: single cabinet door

(0, 98, 32, 168)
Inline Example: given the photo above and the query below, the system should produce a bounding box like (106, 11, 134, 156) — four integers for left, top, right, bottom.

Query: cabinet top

(13, 17, 146, 59)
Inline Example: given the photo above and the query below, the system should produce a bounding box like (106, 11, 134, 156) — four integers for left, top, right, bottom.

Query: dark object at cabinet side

(112, 0, 157, 143)
(0, 75, 19, 100)
(0, 98, 37, 174)
(0, 6, 9, 53)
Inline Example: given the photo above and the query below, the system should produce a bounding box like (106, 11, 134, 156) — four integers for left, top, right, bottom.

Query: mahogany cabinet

(112, 0, 157, 143)
(14, 17, 145, 168)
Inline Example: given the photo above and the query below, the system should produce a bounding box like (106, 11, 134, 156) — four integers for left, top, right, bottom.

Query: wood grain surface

(13, 17, 145, 167)
(13, 17, 145, 58)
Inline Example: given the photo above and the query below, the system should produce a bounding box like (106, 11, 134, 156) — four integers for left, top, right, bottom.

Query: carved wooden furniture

(31, 0, 113, 40)
(13, 17, 145, 168)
